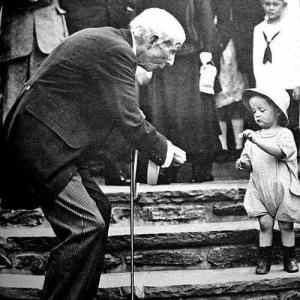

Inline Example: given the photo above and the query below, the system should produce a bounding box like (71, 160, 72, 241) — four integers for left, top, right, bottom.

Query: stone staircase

(1, 180, 300, 299)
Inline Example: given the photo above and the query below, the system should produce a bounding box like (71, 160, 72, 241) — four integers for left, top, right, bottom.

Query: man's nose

(254, 112, 261, 118)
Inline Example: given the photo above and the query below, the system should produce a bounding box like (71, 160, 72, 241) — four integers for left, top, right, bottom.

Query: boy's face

(262, 0, 286, 22)
(249, 95, 280, 129)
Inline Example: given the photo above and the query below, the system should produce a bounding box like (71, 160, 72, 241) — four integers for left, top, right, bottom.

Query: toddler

(236, 87, 300, 274)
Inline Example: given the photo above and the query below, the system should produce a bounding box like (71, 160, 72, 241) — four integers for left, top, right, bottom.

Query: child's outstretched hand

(235, 157, 252, 171)
(240, 129, 256, 143)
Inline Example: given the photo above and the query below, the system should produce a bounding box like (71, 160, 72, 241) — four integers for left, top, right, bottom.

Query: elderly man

(1, 8, 186, 300)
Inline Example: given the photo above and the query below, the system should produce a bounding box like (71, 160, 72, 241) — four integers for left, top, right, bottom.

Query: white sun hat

(242, 87, 290, 125)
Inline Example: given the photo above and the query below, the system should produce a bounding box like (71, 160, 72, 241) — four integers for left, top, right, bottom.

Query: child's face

(261, 0, 286, 22)
(249, 95, 280, 129)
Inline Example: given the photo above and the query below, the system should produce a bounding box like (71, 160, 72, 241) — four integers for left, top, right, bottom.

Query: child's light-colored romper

(242, 127, 300, 222)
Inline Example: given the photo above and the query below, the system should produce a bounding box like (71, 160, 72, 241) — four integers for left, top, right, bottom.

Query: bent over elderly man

(1, 8, 186, 300)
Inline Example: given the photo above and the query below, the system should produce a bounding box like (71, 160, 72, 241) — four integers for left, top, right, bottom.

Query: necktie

(263, 31, 280, 64)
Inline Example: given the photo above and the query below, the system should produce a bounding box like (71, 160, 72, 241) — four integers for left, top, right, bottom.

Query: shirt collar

(131, 30, 137, 55)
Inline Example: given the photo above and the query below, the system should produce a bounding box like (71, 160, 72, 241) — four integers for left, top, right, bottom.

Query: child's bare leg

(278, 221, 295, 246)
(258, 214, 274, 246)
(278, 221, 298, 273)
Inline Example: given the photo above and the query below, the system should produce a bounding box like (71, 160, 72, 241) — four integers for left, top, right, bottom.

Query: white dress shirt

(253, 12, 300, 90)
(286, 0, 300, 19)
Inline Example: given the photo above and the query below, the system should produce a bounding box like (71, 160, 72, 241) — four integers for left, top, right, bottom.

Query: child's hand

(240, 129, 256, 143)
(235, 157, 252, 171)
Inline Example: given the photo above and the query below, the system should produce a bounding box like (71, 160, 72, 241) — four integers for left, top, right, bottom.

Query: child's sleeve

(277, 128, 297, 161)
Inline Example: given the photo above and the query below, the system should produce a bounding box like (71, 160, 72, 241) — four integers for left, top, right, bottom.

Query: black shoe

(157, 167, 178, 184)
(157, 174, 172, 184)
(284, 258, 299, 273)
(255, 246, 272, 275)
(283, 246, 299, 273)
(256, 258, 271, 274)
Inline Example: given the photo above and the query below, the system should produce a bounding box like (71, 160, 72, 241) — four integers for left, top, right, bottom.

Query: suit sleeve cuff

(200, 52, 213, 64)
(161, 140, 175, 168)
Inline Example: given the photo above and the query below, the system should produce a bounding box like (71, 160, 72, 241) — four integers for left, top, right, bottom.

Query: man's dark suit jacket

(2, 27, 168, 208)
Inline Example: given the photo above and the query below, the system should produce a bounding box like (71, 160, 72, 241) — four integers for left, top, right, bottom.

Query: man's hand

(171, 145, 186, 166)
(293, 86, 300, 101)
(135, 66, 152, 86)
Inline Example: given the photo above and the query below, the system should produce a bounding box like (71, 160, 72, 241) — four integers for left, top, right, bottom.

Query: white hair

(130, 8, 186, 45)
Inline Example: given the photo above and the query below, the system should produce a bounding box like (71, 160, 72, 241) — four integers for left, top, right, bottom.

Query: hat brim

(242, 89, 289, 125)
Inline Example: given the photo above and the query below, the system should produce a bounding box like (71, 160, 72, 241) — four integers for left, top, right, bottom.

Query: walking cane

(130, 149, 138, 300)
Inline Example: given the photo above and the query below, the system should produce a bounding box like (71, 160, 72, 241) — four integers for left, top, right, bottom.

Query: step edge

(99, 180, 248, 195)
(4, 220, 300, 238)
(0, 264, 299, 290)
(1, 220, 260, 238)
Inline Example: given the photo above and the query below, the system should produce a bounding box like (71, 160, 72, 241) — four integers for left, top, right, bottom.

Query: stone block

(125, 249, 203, 267)
(144, 204, 210, 223)
(0, 210, 44, 227)
(0, 252, 12, 269)
(103, 253, 123, 271)
(7, 237, 58, 252)
(244, 295, 278, 300)
(280, 290, 300, 300)
(213, 202, 246, 216)
(14, 253, 48, 275)
(207, 245, 257, 268)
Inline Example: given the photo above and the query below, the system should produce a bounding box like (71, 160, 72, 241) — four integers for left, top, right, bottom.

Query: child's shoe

(256, 246, 272, 274)
(283, 246, 299, 273)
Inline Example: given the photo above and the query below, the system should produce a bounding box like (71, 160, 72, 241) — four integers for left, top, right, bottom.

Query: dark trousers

(189, 152, 214, 182)
(41, 170, 111, 300)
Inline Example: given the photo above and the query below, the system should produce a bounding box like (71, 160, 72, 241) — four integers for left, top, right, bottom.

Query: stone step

(0, 180, 249, 228)
(103, 180, 249, 224)
(2, 221, 300, 275)
(1, 265, 300, 299)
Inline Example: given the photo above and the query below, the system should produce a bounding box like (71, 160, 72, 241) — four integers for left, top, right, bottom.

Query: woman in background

(212, 0, 264, 162)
